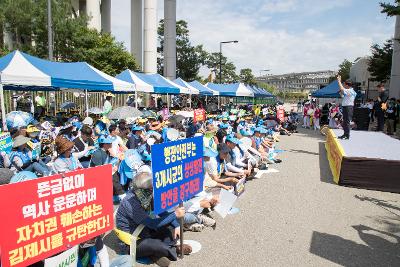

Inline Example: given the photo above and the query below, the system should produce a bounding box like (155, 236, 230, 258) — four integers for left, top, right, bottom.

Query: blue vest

(10, 150, 31, 165)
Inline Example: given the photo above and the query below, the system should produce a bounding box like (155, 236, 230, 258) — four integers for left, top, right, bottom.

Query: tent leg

(85, 90, 89, 117)
(135, 91, 138, 109)
(0, 83, 7, 131)
(167, 93, 170, 110)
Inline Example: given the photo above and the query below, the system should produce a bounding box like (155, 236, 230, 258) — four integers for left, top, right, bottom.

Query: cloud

(111, 0, 394, 77)
(261, 0, 297, 13)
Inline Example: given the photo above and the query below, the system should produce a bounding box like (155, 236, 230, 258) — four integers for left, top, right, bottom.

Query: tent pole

(205, 95, 208, 106)
(0, 83, 7, 131)
(167, 93, 169, 110)
(135, 90, 138, 108)
(85, 90, 89, 117)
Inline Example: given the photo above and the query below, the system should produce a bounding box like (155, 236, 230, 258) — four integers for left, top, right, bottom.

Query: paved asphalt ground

(105, 128, 400, 267)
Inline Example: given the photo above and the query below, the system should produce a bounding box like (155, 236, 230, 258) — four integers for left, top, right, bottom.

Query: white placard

(44, 246, 78, 267)
(214, 189, 237, 218)
(255, 168, 279, 178)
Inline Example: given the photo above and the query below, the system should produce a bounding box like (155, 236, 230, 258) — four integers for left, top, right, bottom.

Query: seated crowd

(0, 103, 296, 267)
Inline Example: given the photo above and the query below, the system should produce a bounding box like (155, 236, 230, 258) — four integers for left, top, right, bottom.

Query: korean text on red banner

(0, 165, 114, 267)
(193, 109, 206, 123)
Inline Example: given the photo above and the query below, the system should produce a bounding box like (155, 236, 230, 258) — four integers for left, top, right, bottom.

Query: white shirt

(111, 135, 124, 156)
(342, 88, 356, 107)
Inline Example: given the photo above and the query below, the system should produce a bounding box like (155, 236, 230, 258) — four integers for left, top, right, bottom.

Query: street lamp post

(219, 40, 238, 83)
(47, 0, 53, 60)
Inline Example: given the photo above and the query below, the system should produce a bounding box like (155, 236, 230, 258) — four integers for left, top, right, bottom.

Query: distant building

(256, 70, 336, 94)
(350, 57, 389, 100)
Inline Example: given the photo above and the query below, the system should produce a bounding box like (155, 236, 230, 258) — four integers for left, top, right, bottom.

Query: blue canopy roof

(0, 51, 133, 92)
(207, 82, 254, 97)
(116, 70, 181, 94)
(247, 86, 275, 98)
(311, 81, 341, 98)
(173, 78, 200, 94)
(189, 80, 218, 96)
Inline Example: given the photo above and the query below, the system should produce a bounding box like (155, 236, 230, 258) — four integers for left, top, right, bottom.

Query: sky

(111, 0, 396, 77)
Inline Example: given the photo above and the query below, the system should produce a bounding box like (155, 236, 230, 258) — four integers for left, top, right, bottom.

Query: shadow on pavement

(310, 225, 400, 266)
(288, 149, 319, 156)
(355, 195, 400, 217)
(318, 142, 334, 184)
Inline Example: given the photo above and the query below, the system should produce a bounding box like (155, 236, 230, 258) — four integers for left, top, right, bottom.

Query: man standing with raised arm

(337, 75, 357, 140)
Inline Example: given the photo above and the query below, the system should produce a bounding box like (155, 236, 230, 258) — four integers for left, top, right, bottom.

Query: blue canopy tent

(247, 85, 275, 98)
(0, 51, 133, 92)
(188, 80, 218, 96)
(173, 78, 200, 95)
(207, 82, 254, 107)
(207, 82, 254, 97)
(0, 51, 134, 129)
(116, 70, 181, 94)
(311, 81, 341, 98)
(173, 78, 201, 108)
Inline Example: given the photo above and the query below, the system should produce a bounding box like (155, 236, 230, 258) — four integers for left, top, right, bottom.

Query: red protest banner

(277, 106, 285, 123)
(193, 109, 205, 123)
(0, 165, 114, 267)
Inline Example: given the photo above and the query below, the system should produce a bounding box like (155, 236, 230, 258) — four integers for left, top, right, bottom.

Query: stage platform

(325, 129, 400, 193)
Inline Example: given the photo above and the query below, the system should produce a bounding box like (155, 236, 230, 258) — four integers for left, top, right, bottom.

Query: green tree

(380, 1, 400, 16)
(0, 0, 138, 75)
(367, 39, 393, 82)
(1, 0, 36, 52)
(205, 52, 238, 83)
(337, 59, 352, 81)
(239, 68, 256, 86)
(157, 20, 207, 81)
(256, 82, 277, 95)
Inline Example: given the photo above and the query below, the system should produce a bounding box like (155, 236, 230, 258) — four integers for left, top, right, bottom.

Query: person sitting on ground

(90, 135, 125, 201)
(116, 172, 191, 267)
(225, 135, 252, 177)
(127, 125, 146, 149)
(204, 143, 244, 188)
(53, 136, 83, 173)
(109, 124, 128, 158)
(203, 123, 219, 151)
(203, 147, 232, 191)
(118, 124, 130, 145)
(73, 125, 95, 168)
(183, 192, 218, 232)
(58, 123, 75, 141)
(10, 135, 51, 176)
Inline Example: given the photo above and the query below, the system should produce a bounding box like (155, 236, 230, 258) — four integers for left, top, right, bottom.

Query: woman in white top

(53, 136, 82, 173)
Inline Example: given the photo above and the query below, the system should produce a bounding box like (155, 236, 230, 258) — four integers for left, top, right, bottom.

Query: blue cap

(240, 129, 254, 136)
(226, 135, 242, 145)
(141, 152, 152, 162)
(204, 147, 218, 158)
(98, 135, 115, 144)
(255, 127, 268, 134)
(219, 123, 229, 129)
(131, 125, 144, 131)
(72, 121, 82, 130)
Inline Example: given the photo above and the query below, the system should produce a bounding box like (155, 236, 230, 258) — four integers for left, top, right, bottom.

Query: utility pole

(219, 40, 238, 83)
(47, 0, 53, 60)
